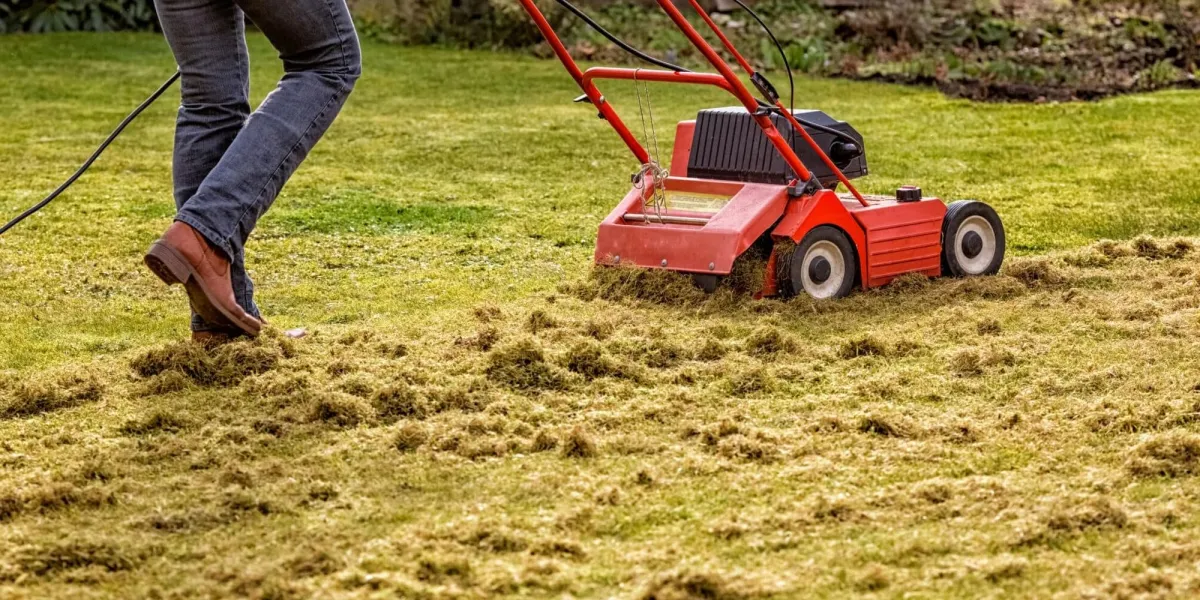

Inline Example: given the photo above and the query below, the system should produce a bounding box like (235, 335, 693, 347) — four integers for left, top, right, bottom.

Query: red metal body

(516, 0, 947, 295)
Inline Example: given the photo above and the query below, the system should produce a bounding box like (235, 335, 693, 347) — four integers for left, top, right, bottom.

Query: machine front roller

(941, 200, 1006, 277)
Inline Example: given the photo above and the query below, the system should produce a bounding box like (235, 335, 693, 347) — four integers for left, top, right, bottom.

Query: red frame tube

(685, 0, 754, 74)
(582, 67, 735, 93)
(682, 0, 868, 205)
(518, 0, 864, 198)
(650, 0, 814, 183)
(517, 0, 649, 164)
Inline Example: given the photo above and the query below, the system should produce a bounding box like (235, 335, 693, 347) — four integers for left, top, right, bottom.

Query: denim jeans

(153, 0, 361, 331)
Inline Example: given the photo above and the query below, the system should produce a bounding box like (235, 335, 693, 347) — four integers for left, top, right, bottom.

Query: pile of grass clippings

(130, 334, 290, 387)
(4, 236, 1200, 597)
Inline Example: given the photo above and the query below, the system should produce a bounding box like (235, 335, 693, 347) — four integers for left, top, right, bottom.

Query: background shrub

(1, 0, 158, 33)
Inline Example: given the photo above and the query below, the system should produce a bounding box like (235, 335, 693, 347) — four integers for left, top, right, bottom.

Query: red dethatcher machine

(517, 0, 1005, 299)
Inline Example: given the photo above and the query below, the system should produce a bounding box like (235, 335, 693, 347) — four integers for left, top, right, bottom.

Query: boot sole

(144, 241, 262, 337)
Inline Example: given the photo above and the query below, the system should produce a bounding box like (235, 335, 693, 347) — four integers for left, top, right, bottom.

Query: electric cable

(729, 0, 793, 114)
(0, 70, 181, 236)
(555, 0, 691, 73)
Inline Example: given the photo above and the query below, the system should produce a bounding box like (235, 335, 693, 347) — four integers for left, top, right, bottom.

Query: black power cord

(555, 0, 690, 73)
(729, 0, 794, 115)
(0, 70, 181, 236)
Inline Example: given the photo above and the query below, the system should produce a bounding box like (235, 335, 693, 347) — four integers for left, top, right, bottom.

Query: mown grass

(3, 34, 1200, 599)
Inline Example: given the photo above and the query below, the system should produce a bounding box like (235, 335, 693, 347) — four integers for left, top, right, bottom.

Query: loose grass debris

(1005, 258, 1067, 287)
(743, 326, 795, 357)
(725, 367, 775, 396)
(10, 540, 139, 578)
(838, 335, 889, 359)
(1045, 496, 1129, 533)
(12, 39, 1200, 599)
(563, 340, 632, 380)
(531, 429, 558, 452)
(527, 309, 558, 334)
(565, 266, 707, 305)
(638, 568, 762, 600)
(394, 422, 428, 453)
(1127, 432, 1200, 478)
(857, 413, 914, 438)
(485, 338, 568, 390)
(131, 336, 284, 387)
(120, 411, 193, 436)
(562, 425, 598, 458)
(1, 369, 105, 419)
(310, 392, 376, 428)
(373, 382, 427, 421)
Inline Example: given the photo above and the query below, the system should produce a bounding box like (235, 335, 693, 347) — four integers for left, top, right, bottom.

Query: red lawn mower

(517, 0, 1006, 298)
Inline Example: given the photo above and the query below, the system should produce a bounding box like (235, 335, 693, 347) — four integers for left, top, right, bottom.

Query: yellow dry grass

(3, 237, 1200, 598)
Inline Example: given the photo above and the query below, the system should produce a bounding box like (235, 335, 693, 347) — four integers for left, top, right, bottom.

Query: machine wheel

(941, 201, 1005, 277)
(789, 226, 857, 299)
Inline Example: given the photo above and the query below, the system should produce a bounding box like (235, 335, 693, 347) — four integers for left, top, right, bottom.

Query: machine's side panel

(670, 121, 695, 178)
(849, 199, 945, 288)
(770, 191, 869, 287)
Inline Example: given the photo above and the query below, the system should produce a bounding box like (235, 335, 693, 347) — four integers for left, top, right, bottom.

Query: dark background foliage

(2, 0, 1198, 101)
(0, 0, 158, 33)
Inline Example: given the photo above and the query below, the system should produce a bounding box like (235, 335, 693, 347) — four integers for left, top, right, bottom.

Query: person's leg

(174, 0, 362, 319)
(153, 0, 253, 333)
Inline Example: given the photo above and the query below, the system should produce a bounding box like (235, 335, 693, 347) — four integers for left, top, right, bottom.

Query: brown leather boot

(144, 222, 263, 337)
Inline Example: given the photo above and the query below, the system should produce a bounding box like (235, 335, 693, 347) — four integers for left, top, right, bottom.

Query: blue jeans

(153, 0, 361, 331)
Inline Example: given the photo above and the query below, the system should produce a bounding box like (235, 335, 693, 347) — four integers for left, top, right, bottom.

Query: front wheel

(941, 201, 1005, 277)
(789, 226, 858, 299)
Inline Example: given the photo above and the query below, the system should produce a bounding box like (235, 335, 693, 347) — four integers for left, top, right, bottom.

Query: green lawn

(3, 33, 1200, 599)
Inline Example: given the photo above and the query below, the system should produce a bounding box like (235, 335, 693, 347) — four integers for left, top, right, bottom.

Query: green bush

(1, 0, 158, 33)
(353, 0, 573, 48)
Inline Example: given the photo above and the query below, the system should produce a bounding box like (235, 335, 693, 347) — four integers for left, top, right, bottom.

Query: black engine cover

(686, 107, 867, 187)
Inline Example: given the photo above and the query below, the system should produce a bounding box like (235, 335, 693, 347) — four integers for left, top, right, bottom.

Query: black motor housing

(686, 107, 867, 188)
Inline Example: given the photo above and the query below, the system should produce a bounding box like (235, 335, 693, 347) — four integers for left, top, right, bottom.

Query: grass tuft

(562, 425, 598, 458)
(563, 340, 631, 380)
(11, 540, 138, 578)
(885, 272, 930, 292)
(527, 309, 558, 334)
(857, 413, 914, 438)
(373, 382, 427, 421)
(725, 367, 775, 396)
(565, 266, 707, 305)
(310, 392, 376, 428)
(696, 339, 727, 361)
(976, 318, 1002, 335)
(949, 349, 984, 376)
(1127, 432, 1200, 478)
(120, 411, 192, 436)
(839, 335, 889, 359)
(130, 337, 283, 387)
(531, 428, 559, 452)
(1005, 258, 1066, 286)
(485, 338, 568, 390)
(1, 370, 105, 419)
(638, 568, 761, 600)
(393, 421, 428, 452)
(1045, 496, 1128, 533)
(743, 326, 795, 357)
(138, 370, 191, 396)
(856, 563, 890, 591)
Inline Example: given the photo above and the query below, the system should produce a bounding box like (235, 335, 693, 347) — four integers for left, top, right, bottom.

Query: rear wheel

(942, 201, 1005, 277)
(789, 226, 857, 299)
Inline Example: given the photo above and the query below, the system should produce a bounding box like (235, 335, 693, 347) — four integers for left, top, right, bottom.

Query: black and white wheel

(789, 226, 857, 299)
(941, 201, 1005, 277)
